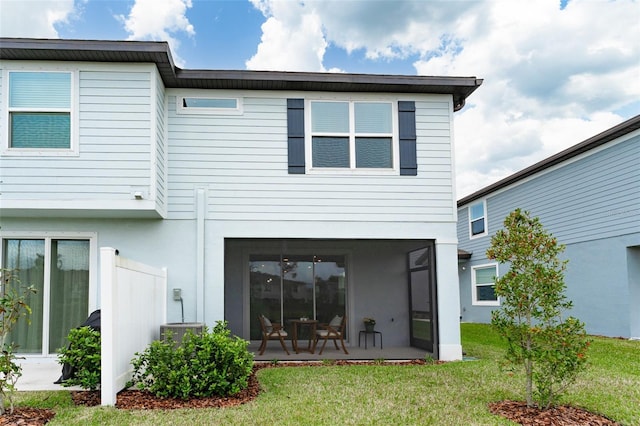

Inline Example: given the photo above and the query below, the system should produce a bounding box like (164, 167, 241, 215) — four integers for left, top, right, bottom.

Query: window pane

(470, 202, 484, 220)
(355, 102, 391, 133)
(311, 102, 349, 133)
(314, 255, 346, 325)
(471, 218, 485, 235)
(476, 285, 497, 301)
(11, 112, 71, 148)
(475, 266, 496, 284)
(49, 240, 90, 353)
(3, 239, 45, 353)
(282, 255, 314, 327)
(355, 137, 392, 168)
(182, 98, 237, 108)
(9, 72, 70, 108)
(249, 255, 282, 340)
(312, 136, 349, 167)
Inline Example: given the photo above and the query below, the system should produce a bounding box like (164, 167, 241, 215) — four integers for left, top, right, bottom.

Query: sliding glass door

(2, 238, 90, 354)
(249, 253, 346, 340)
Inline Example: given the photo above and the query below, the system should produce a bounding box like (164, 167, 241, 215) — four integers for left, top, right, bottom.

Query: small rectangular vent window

(178, 97, 242, 115)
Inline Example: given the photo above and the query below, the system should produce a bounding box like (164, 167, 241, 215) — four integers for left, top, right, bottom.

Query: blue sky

(1, 0, 639, 197)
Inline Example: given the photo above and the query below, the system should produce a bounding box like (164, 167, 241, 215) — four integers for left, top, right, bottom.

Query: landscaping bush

(57, 326, 101, 390)
(0, 268, 36, 415)
(129, 321, 254, 399)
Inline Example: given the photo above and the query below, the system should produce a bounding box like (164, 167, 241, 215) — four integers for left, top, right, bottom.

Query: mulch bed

(0, 408, 55, 426)
(0, 360, 622, 425)
(488, 400, 621, 425)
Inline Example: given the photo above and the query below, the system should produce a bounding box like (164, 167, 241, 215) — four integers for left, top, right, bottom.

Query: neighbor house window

(1, 236, 93, 354)
(309, 100, 394, 170)
(7, 71, 72, 150)
(177, 96, 242, 115)
(469, 200, 487, 238)
(472, 264, 499, 306)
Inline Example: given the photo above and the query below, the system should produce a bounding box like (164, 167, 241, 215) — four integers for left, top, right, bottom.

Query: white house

(0, 38, 483, 361)
(457, 115, 640, 339)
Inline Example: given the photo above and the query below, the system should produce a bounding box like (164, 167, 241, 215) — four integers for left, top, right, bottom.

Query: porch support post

(435, 240, 463, 361)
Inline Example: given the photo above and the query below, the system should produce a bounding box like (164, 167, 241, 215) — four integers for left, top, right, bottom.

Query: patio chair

(313, 315, 348, 355)
(258, 315, 290, 355)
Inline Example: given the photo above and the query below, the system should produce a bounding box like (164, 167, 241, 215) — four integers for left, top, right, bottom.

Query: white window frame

(468, 199, 488, 239)
(176, 96, 243, 115)
(305, 98, 399, 174)
(2, 68, 79, 156)
(0, 232, 98, 356)
(471, 263, 499, 306)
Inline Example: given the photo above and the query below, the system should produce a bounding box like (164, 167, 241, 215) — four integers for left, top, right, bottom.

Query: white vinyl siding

(167, 93, 455, 222)
(0, 62, 164, 217)
(154, 70, 168, 214)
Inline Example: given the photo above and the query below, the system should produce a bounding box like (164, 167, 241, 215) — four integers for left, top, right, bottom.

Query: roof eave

(1, 37, 482, 107)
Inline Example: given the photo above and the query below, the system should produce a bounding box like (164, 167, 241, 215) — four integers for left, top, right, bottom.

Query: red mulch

(1, 361, 621, 425)
(488, 400, 621, 425)
(0, 408, 56, 426)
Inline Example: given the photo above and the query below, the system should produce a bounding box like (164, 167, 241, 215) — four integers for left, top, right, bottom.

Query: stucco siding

(167, 93, 456, 222)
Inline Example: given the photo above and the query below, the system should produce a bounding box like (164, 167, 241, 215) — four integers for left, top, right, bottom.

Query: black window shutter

(287, 98, 305, 174)
(398, 101, 417, 176)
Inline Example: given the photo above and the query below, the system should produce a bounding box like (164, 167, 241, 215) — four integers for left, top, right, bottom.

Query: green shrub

(1, 268, 36, 415)
(129, 321, 254, 400)
(57, 326, 101, 390)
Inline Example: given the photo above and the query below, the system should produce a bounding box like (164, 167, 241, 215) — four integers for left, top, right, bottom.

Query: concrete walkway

(16, 358, 81, 391)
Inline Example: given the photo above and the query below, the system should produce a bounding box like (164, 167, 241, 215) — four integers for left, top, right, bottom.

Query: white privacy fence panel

(100, 247, 167, 406)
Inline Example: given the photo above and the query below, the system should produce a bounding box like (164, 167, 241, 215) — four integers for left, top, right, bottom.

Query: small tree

(487, 209, 590, 409)
(0, 269, 36, 415)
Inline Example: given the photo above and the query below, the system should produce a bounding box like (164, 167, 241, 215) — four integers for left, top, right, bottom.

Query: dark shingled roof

(458, 114, 640, 207)
(0, 37, 483, 111)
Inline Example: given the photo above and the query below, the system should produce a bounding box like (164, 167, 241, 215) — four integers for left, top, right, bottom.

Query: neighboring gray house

(0, 38, 482, 360)
(457, 115, 640, 339)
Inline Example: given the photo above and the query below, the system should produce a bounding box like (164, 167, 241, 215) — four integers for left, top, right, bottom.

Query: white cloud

(0, 0, 76, 38)
(246, 0, 332, 71)
(247, 1, 638, 197)
(117, 0, 195, 67)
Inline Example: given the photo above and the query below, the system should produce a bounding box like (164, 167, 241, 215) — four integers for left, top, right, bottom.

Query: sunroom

(223, 238, 440, 360)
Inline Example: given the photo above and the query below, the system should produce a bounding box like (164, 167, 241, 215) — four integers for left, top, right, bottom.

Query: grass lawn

(13, 323, 640, 425)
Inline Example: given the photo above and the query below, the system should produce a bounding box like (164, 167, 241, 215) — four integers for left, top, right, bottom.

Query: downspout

(196, 188, 206, 323)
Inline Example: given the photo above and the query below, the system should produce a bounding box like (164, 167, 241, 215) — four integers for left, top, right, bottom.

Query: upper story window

(308, 100, 396, 171)
(472, 263, 499, 306)
(177, 96, 242, 115)
(6, 71, 74, 153)
(469, 200, 487, 238)
(287, 98, 416, 175)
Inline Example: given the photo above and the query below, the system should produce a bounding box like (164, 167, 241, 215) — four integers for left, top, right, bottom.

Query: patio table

(291, 319, 318, 353)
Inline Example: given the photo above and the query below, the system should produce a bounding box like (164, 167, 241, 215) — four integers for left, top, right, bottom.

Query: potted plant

(363, 317, 376, 332)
